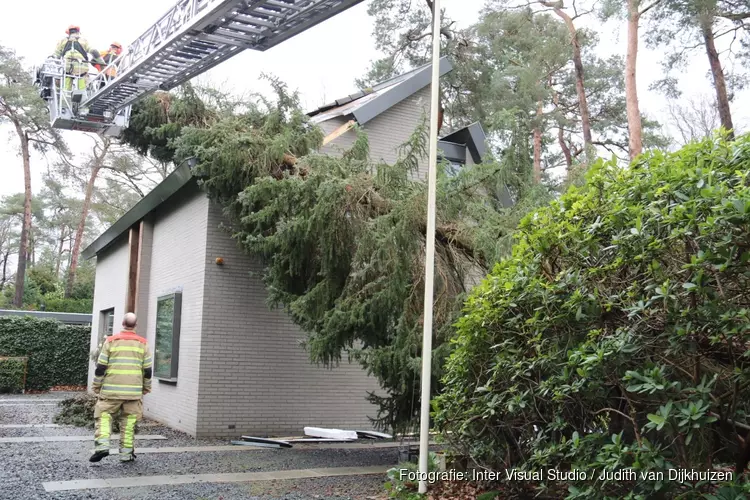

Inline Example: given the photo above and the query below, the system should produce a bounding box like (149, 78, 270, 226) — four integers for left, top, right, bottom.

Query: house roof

(307, 56, 453, 125)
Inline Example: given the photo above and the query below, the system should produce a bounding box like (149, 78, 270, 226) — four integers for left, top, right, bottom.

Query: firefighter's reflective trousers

(94, 397, 142, 455)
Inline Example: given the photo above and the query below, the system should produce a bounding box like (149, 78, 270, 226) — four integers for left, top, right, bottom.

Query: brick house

(82, 56, 491, 438)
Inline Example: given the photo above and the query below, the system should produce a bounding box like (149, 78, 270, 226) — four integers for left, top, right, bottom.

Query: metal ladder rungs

(82, 0, 366, 112)
(226, 21, 265, 34)
(233, 13, 277, 28)
(265, 0, 301, 10)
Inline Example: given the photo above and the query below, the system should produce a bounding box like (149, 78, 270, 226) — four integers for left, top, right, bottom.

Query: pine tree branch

(718, 11, 750, 21)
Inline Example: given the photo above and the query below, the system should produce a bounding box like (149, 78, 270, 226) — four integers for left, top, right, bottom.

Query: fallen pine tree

(121, 79, 552, 433)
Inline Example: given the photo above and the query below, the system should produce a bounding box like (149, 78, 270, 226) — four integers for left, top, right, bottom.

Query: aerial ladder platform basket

(32, 0, 364, 137)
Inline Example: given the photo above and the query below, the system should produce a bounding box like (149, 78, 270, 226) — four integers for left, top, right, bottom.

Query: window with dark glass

(154, 292, 182, 381)
(98, 308, 114, 344)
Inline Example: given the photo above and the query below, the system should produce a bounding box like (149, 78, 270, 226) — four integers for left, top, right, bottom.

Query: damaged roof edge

(466, 122, 488, 163)
(81, 161, 195, 260)
(439, 121, 488, 164)
(351, 56, 453, 125)
(308, 57, 448, 118)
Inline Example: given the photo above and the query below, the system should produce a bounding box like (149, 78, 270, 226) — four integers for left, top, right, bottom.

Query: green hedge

(434, 133, 750, 498)
(0, 357, 27, 393)
(0, 317, 90, 391)
(40, 298, 94, 314)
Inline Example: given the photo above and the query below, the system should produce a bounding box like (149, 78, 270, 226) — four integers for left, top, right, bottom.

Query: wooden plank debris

(230, 440, 288, 449)
(321, 120, 356, 146)
(285, 437, 356, 443)
(238, 435, 293, 448)
(356, 430, 392, 440)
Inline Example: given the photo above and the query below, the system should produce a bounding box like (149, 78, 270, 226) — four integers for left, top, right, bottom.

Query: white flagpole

(418, 0, 442, 494)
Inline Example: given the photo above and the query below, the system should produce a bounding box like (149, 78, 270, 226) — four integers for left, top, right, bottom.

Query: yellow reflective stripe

(100, 413, 111, 439)
(109, 361, 142, 366)
(110, 346, 144, 354)
(102, 383, 143, 388)
(105, 369, 142, 375)
(110, 357, 141, 361)
(123, 414, 137, 449)
(97, 411, 112, 450)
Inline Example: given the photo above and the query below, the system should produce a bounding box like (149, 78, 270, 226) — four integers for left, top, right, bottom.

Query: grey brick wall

(320, 86, 432, 180)
(87, 237, 130, 389)
(139, 183, 209, 435)
(196, 201, 382, 438)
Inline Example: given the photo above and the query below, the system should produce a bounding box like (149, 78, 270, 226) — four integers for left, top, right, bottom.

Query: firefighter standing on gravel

(90, 312, 152, 463)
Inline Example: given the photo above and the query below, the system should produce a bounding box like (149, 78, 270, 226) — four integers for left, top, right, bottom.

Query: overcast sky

(1, 0, 748, 202)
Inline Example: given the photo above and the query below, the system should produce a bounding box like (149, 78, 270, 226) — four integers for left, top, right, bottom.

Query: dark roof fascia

(307, 61, 436, 118)
(439, 121, 488, 164)
(437, 140, 466, 163)
(0, 309, 92, 324)
(351, 56, 453, 125)
(465, 122, 488, 163)
(81, 161, 195, 260)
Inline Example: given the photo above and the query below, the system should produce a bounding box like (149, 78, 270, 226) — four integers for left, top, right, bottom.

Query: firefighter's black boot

(89, 450, 109, 462)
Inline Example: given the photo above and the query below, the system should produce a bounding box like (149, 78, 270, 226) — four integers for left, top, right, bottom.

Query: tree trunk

(541, 2, 593, 150)
(0, 251, 9, 291)
(626, 0, 643, 159)
(13, 127, 32, 308)
(533, 100, 543, 183)
(66, 166, 102, 298)
(55, 226, 67, 279)
(559, 127, 573, 170)
(701, 20, 734, 138)
(553, 89, 573, 173)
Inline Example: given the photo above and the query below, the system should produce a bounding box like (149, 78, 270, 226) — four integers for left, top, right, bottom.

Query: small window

(98, 308, 114, 344)
(154, 292, 182, 381)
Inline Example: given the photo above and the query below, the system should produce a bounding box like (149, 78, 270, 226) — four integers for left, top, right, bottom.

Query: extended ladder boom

(83, 0, 364, 115)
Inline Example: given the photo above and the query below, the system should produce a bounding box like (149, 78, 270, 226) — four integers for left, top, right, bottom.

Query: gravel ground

(0, 392, 80, 401)
(0, 393, 404, 500)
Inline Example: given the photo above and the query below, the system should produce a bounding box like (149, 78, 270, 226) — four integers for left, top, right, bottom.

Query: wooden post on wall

(133, 220, 146, 317)
(125, 225, 141, 315)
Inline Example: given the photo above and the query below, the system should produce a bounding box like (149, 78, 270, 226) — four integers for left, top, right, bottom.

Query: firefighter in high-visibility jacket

(54, 25, 104, 91)
(90, 312, 153, 462)
(93, 42, 123, 85)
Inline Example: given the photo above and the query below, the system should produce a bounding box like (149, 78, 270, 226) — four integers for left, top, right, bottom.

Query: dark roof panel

(307, 56, 453, 123)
